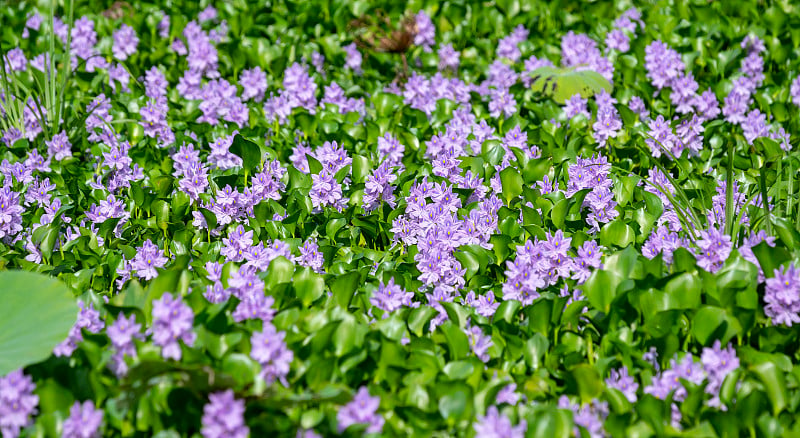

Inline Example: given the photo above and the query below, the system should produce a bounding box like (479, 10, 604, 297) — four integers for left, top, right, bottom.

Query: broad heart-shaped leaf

(230, 134, 262, 173)
(0, 271, 77, 375)
(529, 66, 613, 103)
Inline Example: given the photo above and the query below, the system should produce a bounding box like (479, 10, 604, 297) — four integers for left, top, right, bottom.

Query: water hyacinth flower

(131, 239, 169, 280)
(701, 340, 739, 409)
(239, 66, 268, 101)
(764, 263, 800, 326)
(370, 277, 416, 316)
(337, 386, 384, 434)
(54, 301, 105, 357)
(112, 24, 139, 60)
(0, 369, 39, 438)
(250, 323, 293, 386)
(201, 390, 249, 438)
(606, 366, 638, 402)
(473, 405, 526, 438)
(62, 400, 103, 438)
(466, 324, 493, 363)
(107, 313, 144, 376)
(151, 293, 196, 360)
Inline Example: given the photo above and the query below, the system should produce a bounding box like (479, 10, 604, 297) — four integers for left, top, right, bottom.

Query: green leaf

(567, 363, 603, 402)
(230, 134, 262, 172)
(408, 306, 437, 337)
(199, 208, 218, 230)
(752, 242, 791, 278)
(265, 256, 294, 290)
(691, 306, 742, 346)
(529, 66, 613, 103)
(332, 271, 360, 308)
(527, 406, 574, 438)
(599, 219, 635, 248)
(294, 267, 325, 307)
(440, 321, 470, 361)
(443, 360, 475, 380)
(500, 167, 523, 204)
(436, 382, 473, 420)
(493, 300, 521, 324)
(584, 246, 636, 312)
(221, 353, 258, 388)
(0, 271, 76, 374)
(751, 361, 787, 415)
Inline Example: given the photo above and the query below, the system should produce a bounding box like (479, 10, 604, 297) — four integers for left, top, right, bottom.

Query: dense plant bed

(1, 0, 800, 436)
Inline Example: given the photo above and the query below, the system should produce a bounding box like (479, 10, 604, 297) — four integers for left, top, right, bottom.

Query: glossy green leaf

(0, 271, 76, 375)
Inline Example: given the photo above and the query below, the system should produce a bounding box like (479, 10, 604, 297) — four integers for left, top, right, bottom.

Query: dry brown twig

(348, 11, 418, 83)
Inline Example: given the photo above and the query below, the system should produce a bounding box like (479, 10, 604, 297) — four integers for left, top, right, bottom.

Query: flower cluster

(336, 386, 384, 434)
(201, 390, 249, 438)
(0, 370, 39, 438)
(473, 405, 526, 438)
(764, 263, 800, 326)
(250, 323, 293, 386)
(53, 300, 105, 357)
(151, 293, 196, 360)
(107, 313, 143, 376)
(62, 400, 103, 438)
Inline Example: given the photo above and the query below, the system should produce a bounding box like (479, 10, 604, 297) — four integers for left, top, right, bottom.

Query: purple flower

(741, 109, 769, 145)
(413, 11, 435, 50)
(4, 48, 27, 72)
(694, 227, 732, 273)
(670, 72, 698, 114)
(592, 105, 622, 147)
(201, 390, 249, 438)
(605, 29, 630, 52)
(107, 313, 143, 376)
(572, 240, 603, 283)
(644, 40, 683, 90)
(0, 369, 39, 438)
(488, 88, 517, 119)
(45, 131, 72, 161)
(627, 96, 649, 119)
(370, 277, 415, 316)
(151, 293, 196, 360)
(606, 366, 638, 402)
(701, 341, 739, 409)
(54, 301, 104, 357)
(497, 35, 521, 61)
(131, 239, 169, 280)
(722, 90, 750, 125)
(474, 405, 526, 438)
(645, 354, 705, 402)
(470, 291, 499, 318)
(466, 324, 492, 363)
(337, 386, 384, 434)
(343, 43, 362, 74)
(764, 263, 800, 326)
(363, 162, 398, 212)
(495, 383, 521, 405)
(791, 75, 800, 107)
(559, 396, 609, 438)
(62, 400, 103, 438)
(250, 323, 293, 386)
(377, 133, 404, 166)
(310, 172, 346, 212)
(564, 94, 590, 119)
(239, 67, 268, 101)
(295, 239, 324, 272)
(112, 24, 138, 60)
(438, 43, 460, 70)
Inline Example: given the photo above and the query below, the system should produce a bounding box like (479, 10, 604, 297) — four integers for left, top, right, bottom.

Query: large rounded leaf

(0, 271, 76, 375)
(529, 66, 613, 103)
